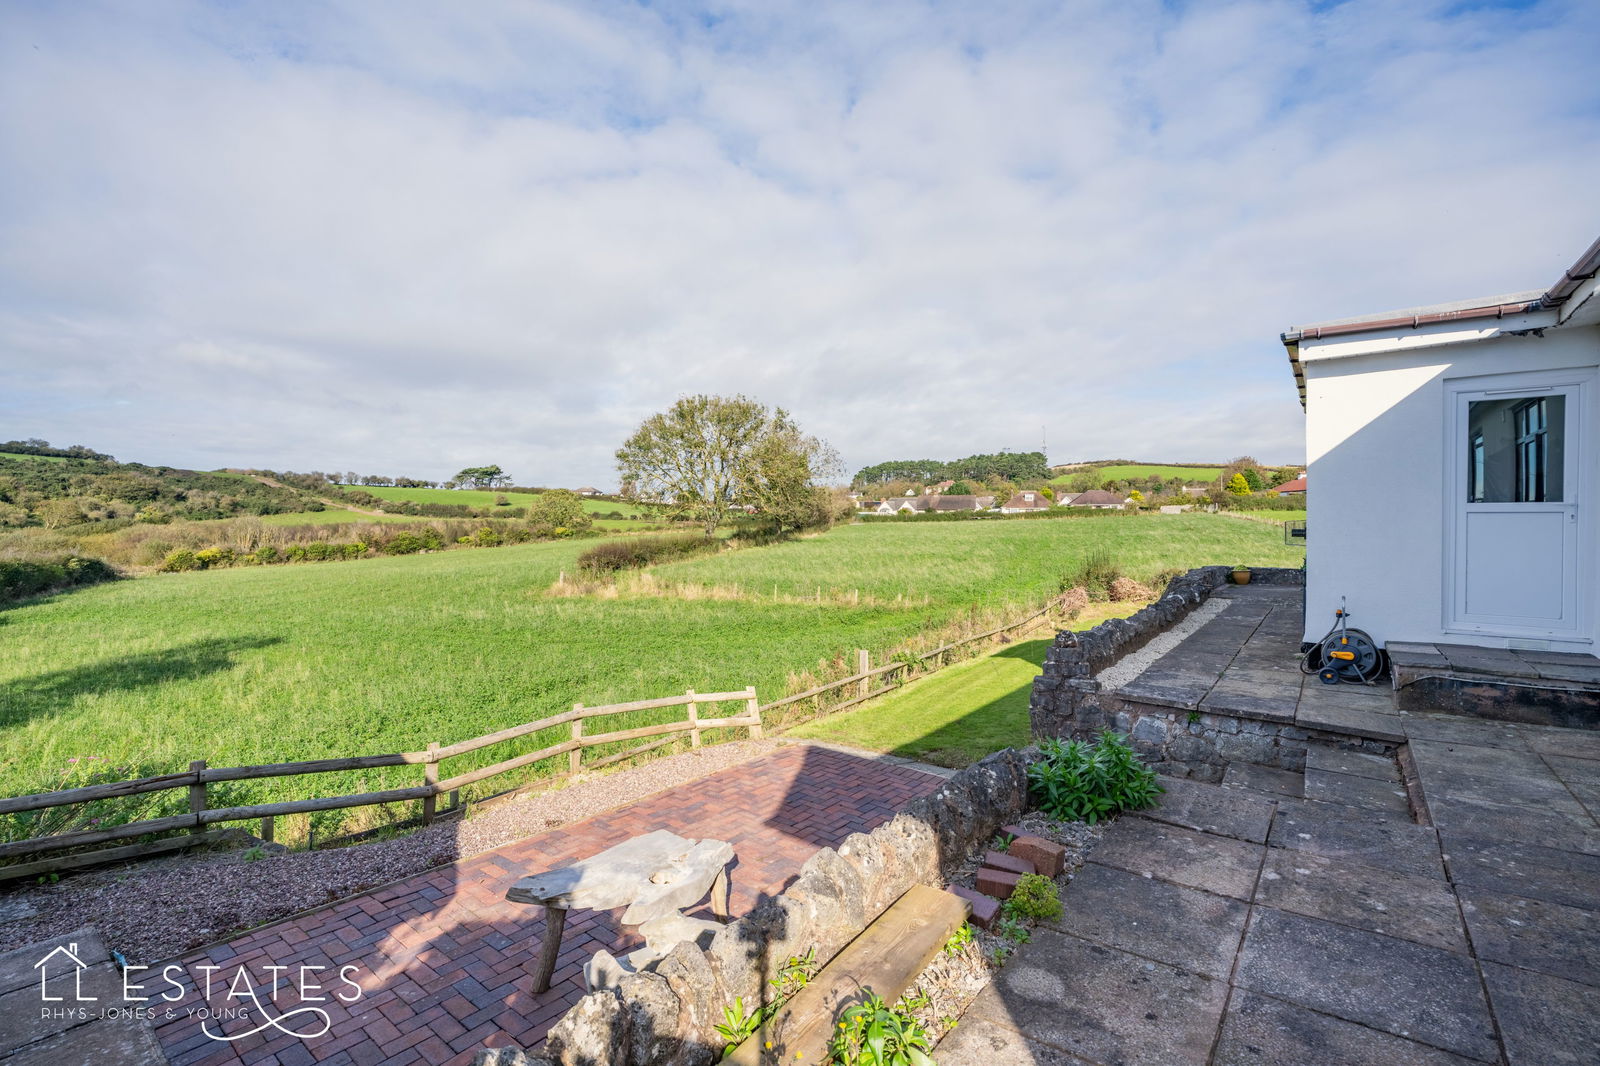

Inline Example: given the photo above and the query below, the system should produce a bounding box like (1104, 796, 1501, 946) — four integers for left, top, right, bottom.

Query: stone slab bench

(725, 884, 969, 1065)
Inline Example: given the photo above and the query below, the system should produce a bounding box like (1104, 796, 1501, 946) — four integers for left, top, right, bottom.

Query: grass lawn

(0, 513, 1299, 836)
(258, 508, 418, 525)
(785, 600, 1147, 766)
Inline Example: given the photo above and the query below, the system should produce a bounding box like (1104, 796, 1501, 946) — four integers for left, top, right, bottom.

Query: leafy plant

(827, 990, 935, 1066)
(989, 832, 1014, 852)
(1187, 710, 1202, 724)
(714, 996, 772, 1057)
(942, 923, 975, 958)
(995, 915, 1031, 945)
(241, 845, 268, 862)
(1002, 873, 1061, 922)
(989, 943, 1014, 966)
(1028, 730, 1163, 824)
(772, 947, 818, 999)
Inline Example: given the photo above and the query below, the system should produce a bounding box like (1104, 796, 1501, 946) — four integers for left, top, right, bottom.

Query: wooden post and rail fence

(0, 596, 1060, 883)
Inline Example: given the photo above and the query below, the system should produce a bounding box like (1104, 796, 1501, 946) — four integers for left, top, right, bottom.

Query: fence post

(687, 689, 700, 748)
(422, 742, 439, 826)
(260, 816, 274, 844)
(856, 650, 869, 699)
(571, 705, 583, 774)
(188, 760, 207, 835)
(745, 687, 763, 739)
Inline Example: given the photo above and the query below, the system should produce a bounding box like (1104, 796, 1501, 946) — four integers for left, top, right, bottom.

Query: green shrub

(1003, 873, 1062, 922)
(1028, 729, 1163, 824)
(1065, 549, 1123, 601)
(576, 532, 717, 574)
(0, 554, 120, 602)
(193, 547, 236, 569)
(160, 549, 200, 572)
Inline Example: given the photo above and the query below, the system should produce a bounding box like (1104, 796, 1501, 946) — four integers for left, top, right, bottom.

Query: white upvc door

(1446, 370, 1592, 642)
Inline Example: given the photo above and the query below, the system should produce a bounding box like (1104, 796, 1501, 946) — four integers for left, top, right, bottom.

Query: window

(1466, 394, 1565, 504)
(1514, 399, 1550, 502)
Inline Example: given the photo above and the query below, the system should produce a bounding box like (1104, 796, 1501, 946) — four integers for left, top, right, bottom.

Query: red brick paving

(150, 745, 943, 1066)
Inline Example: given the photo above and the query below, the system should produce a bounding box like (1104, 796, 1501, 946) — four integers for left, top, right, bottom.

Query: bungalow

(1273, 476, 1307, 495)
(876, 494, 995, 515)
(1282, 234, 1599, 651)
(1067, 490, 1126, 510)
(927, 480, 956, 494)
(999, 491, 1052, 514)
(575, 487, 601, 497)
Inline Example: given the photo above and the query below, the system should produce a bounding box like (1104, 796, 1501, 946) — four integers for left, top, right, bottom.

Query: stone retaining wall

(1072, 702, 1393, 783)
(1028, 565, 1319, 782)
(518, 749, 1032, 1066)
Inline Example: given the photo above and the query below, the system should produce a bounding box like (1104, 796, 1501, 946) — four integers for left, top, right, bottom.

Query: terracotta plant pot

(1231, 569, 1252, 585)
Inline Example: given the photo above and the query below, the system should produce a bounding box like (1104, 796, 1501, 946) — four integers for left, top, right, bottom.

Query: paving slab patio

(141, 744, 944, 1066)
(941, 715, 1600, 1064)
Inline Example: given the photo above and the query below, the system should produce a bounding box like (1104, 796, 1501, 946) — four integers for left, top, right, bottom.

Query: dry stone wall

(505, 748, 1032, 1066)
(1029, 565, 1324, 782)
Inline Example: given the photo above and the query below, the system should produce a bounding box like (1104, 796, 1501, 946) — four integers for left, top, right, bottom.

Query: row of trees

(0, 439, 116, 461)
(852, 451, 1050, 488)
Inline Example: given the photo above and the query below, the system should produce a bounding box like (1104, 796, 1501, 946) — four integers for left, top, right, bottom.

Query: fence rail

(0, 688, 761, 882)
(1, 595, 1062, 883)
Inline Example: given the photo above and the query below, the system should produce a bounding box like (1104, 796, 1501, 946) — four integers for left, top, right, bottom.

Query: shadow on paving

(151, 744, 943, 1066)
(937, 716, 1600, 1066)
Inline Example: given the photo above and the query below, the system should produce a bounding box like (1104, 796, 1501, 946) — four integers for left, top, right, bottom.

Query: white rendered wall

(1300, 321, 1600, 649)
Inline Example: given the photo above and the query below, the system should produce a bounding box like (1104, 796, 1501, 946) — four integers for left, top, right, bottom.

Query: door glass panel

(1466, 395, 1565, 502)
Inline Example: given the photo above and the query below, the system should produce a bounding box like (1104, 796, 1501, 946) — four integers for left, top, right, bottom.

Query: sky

(2, 0, 1598, 487)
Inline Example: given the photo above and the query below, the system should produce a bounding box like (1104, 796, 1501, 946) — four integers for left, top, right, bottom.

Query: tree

(527, 489, 592, 534)
(453, 465, 508, 490)
(1241, 468, 1264, 492)
(616, 395, 838, 536)
(1225, 473, 1252, 496)
(948, 480, 974, 495)
(1128, 489, 1144, 503)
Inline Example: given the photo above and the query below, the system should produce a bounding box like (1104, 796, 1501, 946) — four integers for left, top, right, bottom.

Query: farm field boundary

(0, 594, 1066, 882)
(0, 688, 763, 883)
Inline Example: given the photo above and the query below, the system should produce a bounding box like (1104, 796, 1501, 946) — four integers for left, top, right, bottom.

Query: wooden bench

(726, 884, 969, 1065)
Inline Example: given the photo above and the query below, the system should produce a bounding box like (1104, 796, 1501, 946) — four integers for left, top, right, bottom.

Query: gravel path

(0, 738, 782, 964)
(1094, 597, 1230, 690)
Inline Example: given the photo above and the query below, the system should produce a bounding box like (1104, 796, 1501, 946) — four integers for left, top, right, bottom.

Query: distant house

(927, 480, 956, 494)
(575, 487, 601, 496)
(1180, 485, 1210, 498)
(931, 494, 994, 512)
(1000, 491, 1051, 514)
(856, 499, 884, 512)
(1273, 476, 1307, 495)
(1068, 490, 1126, 510)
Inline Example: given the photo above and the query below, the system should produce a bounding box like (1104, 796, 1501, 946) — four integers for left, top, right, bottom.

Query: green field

(343, 484, 640, 517)
(1052, 463, 1223, 484)
(0, 514, 1300, 838)
(258, 508, 418, 526)
(0, 452, 72, 464)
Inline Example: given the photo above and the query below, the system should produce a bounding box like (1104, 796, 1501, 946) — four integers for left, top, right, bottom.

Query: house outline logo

(34, 941, 95, 1003)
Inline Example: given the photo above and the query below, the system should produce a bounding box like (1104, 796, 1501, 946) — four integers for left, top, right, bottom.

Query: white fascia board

(1297, 309, 1561, 365)
(1557, 274, 1600, 328)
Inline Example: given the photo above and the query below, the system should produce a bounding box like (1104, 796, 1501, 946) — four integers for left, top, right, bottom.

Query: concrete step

(1222, 761, 1305, 799)
(1388, 642, 1600, 729)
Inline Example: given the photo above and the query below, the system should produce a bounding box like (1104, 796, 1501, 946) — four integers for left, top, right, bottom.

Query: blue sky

(2, 0, 1598, 484)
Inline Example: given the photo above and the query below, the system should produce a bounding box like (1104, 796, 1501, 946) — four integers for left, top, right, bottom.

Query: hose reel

(1301, 597, 1384, 685)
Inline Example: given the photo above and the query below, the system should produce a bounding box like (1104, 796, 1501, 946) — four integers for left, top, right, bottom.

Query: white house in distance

(1282, 235, 1600, 652)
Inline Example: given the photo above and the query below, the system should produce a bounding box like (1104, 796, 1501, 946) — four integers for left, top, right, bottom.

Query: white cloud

(2, 0, 1598, 484)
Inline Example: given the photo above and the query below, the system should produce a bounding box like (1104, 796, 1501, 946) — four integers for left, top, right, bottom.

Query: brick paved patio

(150, 744, 944, 1066)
